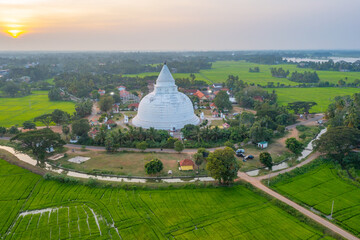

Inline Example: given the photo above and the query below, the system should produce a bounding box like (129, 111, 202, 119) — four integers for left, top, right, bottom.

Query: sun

(6, 29, 25, 38)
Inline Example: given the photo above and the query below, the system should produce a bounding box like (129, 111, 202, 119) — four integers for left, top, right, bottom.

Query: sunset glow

(0, 0, 359, 50)
(6, 29, 25, 38)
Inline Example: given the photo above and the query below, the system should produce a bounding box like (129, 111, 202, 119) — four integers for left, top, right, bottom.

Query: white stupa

(132, 63, 200, 130)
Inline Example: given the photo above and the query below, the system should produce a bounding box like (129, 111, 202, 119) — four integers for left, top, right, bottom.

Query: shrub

(136, 141, 148, 151)
(0, 126, 6, 136)
(285, 137, 304, 155)
(8, 126, 20, 135)
(145, 158, 163, 175)
(174, 140, 184, 153)
(296, 125, 309, 132)
(224, 141, 235, 150)
(86, 178, 99, 187)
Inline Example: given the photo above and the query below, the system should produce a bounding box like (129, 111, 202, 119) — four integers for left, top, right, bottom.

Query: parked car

(236, 149, 245, 154)
(244, 155, 254, 160)
(236, 152, 245, 158)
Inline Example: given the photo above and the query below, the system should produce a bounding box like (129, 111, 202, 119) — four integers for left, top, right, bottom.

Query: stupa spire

(156, 63, 175, 86)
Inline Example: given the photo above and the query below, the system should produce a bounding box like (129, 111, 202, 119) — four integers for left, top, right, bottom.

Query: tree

(287, 101, 317, 114)
(34, 114, 53, 128)
(224, 141, 235, 150)
(48, 88, 63, 101)
(249, 122, 272, 143)
(90, 90, 100, 100)
(62, 125, 70, 135)
(174, 140, 184, 153)
(197, 148, 210, 158)
(8, 126, 20, 135)
(259, 152, 273, 170)
(11, 128, 65, 165)
(136, 141, 147, 152)
(206, 147, 239, 184)
(285, 137, 304, 155)
(145, 158, 163, 175)
(75, 99, 93, 117)
(2, 82, 20, 97)
(214, 90, 232, 111)
(193, 153, 204, 171)
(315, 126, 360, 169)
(22, 121, 36, 130)
(71, 119, 91, 137)
(0, 127, 6, 136)
(51, 109, 69, 125)
(99, 95, 114, 113)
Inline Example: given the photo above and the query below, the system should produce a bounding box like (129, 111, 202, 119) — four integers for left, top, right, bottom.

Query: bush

(224, 141, 235, 150)
(0, 126, 6, 136)
(285, 137, 304, 155)
(299, 133, 307, 140)
(86, 178, 99, 187)
(8, 126, 20, 135)
(145, 158, 163, 175)
(296, 125, 309, 132)
(174, 140, 184, 153)
(136, 141, 147, 151)
(22, 121, 36, 130)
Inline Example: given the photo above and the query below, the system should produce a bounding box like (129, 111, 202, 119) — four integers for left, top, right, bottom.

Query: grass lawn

(0, 91, 75, 127)
(271, 161, 360, 237)
(57, 151, 206, 177)
(0, 159, 335, 239)
(126, 60, 360, 86)
(268, 87, 360, 113)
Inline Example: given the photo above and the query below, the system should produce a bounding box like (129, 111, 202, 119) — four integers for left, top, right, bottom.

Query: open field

(271, 161, 360, 237)
(0, 159, 335, 240)
(57, 151, 206, 177)
(268, 87, 360, 113)
(126, 60, 360, 86)
(0, 91, 75, 127)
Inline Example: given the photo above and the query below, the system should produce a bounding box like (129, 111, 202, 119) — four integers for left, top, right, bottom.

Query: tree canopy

(214, 90, 232, 111)
(259, 152, 273, 170)
(145, 158, 163, 175)
(11, 128, 65, 165)
(206, 147, 239, 184)
(315, 126, 360, 169)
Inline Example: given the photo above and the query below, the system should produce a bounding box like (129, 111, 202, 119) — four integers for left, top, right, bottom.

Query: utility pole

(331, 200, 334, 219)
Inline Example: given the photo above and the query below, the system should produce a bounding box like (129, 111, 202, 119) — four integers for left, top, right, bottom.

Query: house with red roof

(210, 103, 217, 109)
(98, 89, 105, 96)
(212, 111, 219, 117)
(128, 103, 139, 111)
(179, 159, 195, 171)
(117, 86, 126, 91)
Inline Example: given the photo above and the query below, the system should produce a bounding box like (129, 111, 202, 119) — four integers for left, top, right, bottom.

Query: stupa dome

(132, 64, 200, 130)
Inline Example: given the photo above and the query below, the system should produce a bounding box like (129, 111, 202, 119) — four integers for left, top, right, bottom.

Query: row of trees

(249, 67, 260, 73)
(314, 93, 360, 177)
(298, 60, 360, 72)
(270, 67, 289, 78)
(289, 71, 320, 83)
(1, 81, 31, 97)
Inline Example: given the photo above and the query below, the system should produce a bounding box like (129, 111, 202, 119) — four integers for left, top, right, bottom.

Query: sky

(0, 0, 360, 51)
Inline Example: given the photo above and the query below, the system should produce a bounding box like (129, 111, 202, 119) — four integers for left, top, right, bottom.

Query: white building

(132, 63, 200, 130)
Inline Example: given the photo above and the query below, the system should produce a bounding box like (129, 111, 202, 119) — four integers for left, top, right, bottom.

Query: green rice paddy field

(268, 87, 360, 113)
(126, 60, 360, 86)
(0, 159, 334, 240)
(0, 91, 75, 127)
(271, 162, 360, 237)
